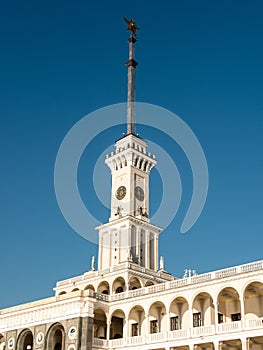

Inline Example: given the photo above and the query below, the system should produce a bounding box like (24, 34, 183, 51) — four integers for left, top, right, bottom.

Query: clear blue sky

(1, 0, 263, 308)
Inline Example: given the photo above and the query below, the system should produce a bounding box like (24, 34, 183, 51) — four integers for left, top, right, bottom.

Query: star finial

(124, 17, 140, 37)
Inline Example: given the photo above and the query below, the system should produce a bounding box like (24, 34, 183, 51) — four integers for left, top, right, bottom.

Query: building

(1, 19, 263, 350)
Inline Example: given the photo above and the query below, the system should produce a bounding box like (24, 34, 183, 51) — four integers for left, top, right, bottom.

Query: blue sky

(1, 0, 263, 308)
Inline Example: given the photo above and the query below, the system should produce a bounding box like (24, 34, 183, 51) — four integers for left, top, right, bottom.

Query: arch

(128, 305, 146, 337)
(195, 343, 215, 350)
(169, 296, 190, 330)
(244, 281, 263, 319)
(84, 284, 95, 291)
(192, 292, 214, 327)
(121, 155, 127, 167)
(97, 281, 110, 295)
(45, 323, 65, 350)
(129, 277, 142, 290)
(16, 329, 33, 350)
(112, 277, 126, 294)
(0, 334, 5, 350)
(93, 309, 107, 339)
(217, 287, 240, 324)
(71, 288, 79, 292)
(249, 336, 263, 350)
(110, 309, 125, 339)
(220, 339, 242, 349)
(58, 291, 66, 296)
(145, 280, 154, 287)
(148, 301, 167, 333)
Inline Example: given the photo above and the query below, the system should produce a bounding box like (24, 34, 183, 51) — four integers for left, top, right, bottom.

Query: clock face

(116, 186, 126, 200)
(135, 186, 144, 201)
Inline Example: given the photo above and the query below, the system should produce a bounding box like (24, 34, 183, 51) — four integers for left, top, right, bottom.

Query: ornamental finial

(124, 17, 140, 38)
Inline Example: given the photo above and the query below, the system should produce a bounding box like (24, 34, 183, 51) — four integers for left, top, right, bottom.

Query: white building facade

(1, 20, 263, 350)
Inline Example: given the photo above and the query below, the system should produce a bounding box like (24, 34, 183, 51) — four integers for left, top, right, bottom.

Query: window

(150, 320, 158, 333)
(193, 312, 202, 327)
(218, 313, 224, 324)
(131, 323, 139, 337)
(170, 316, 179, 331)
(231, 313, 241, 321)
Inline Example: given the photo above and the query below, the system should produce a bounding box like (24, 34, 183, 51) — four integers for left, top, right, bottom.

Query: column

(214, 302, 219, 332)
(145, 230, 150, 269)
(98, 234, 103, 270)
(123, 318, 129, 344)
(214, 341, 222, 350)
(154, 233, 158, 271)
(241, 338, 250, 350)
(106, 319, 111, 340)
(189, 306, 194, 328)
(146, 314, 150, 335)
(240, 297, 245, 324)
(136, 227, 140, 262)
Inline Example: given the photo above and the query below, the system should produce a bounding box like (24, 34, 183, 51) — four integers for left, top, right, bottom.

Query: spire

(124, 18, 139, 135)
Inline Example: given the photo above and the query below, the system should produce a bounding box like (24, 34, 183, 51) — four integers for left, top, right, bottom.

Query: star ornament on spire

(124, 17, 140, 37)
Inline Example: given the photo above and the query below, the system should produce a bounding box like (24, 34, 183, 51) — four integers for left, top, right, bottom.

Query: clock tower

(96, 20, 162, 271)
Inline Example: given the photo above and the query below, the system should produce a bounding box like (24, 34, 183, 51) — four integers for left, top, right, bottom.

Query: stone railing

(56, 261, 172, 289)
(92, 318, 263, 348)
(105, 143, 155, 160)
(93, 260, 263, 302)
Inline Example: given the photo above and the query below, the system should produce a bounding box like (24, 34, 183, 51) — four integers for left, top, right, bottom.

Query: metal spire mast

(124, 18, 139, 135)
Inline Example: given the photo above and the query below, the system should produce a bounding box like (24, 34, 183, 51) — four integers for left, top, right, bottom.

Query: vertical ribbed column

(126, 36, 138, 135)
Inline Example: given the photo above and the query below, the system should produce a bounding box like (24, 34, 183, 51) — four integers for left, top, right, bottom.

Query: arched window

(16, 329, 33, 350)
(46, 323, 65, 350)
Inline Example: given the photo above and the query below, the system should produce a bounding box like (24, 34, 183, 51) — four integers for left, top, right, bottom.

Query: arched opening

(244, 282, 263, 319)
(145, 280, 154, 287)
(220, 339, 242, 349)
(110, 309, 125, 339)
(45, 323, 65, 350)
(112, 277, 126, 294)
(53, 330, 62, 350)
(16, 329, 33, 350)
(169, 297, 190, 330)
(97, 281, 110, 295)
(84, 284, 95, 291)
(93, 309, 107, 339)
(122, 156, 127, 167)
(129, 277, 142, 290)
(58, 291, 66, 296)
(0, 334, 5, 350)
(148, 301, 166, 333)
(217, 287, 241, 324)
(192, 292, 214, 327)
(195, 343, 214, 350)
(249, 336, 263, 350)
(128, 305, 145, 337)
(71, 288, 79, 292)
